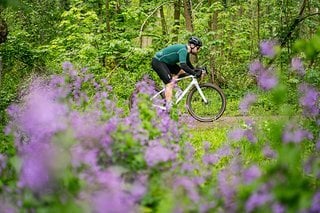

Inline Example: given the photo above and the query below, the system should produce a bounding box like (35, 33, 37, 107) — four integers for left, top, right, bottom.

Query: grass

(189, 126, 228, 159)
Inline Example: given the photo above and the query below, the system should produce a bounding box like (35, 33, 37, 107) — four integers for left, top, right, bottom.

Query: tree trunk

(0, 17, 8, 44)
(207, 0, 219, 84)
(172, 0, 181, 42)
(257, 0, 260, 43)
(159, 6, 167, 35)
(105, 0, 110, 32)
(59, 0, 70, 10)
(278, 0, 307, 47)
(183, 0, 193, 32)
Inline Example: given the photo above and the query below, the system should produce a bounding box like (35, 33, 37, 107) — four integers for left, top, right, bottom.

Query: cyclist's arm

(186, 55, 194, 69)
(180, 63, 196, 75)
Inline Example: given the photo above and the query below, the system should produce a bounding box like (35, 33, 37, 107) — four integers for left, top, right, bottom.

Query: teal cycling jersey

(154, 44, 190, 65)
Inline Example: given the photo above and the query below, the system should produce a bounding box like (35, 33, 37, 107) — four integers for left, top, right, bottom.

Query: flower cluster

(2, 63, 214, 212)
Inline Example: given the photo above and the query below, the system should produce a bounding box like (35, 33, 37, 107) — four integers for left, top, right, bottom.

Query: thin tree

(159, 5, 167, 35)
(105, 0, 110, 32)
(172, 0, 181, 42)
(183, 0, 193, 32)
(207, 0, 219, 84)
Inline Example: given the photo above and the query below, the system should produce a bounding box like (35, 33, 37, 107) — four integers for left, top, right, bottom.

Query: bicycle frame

(151, 75, 208, 107)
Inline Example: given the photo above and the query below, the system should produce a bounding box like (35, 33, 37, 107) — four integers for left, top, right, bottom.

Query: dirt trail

(184, 116, 249, 129)
(181, 115, 287, 129)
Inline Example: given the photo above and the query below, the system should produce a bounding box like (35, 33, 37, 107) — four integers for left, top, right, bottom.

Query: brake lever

(200, 67, 207, 81)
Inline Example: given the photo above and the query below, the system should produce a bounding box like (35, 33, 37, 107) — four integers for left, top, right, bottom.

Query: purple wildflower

(310, 192, 320, 213)
(134, 75, 157, 96)
(244, 129, 258, 143)
(62, 61, 73, 71)
(130, 181, 147, 201)
(291, 57, 305, 75)
(203, 154, 219, 165)
(316, 140, 320, 151)
(203, 145, 231, 165)
(217, 160, 241, 211)
(228, 128, 245, 141)
(184, 142, 196, 159)
(144, 143, 176, 166)
(18, 143, 56, 193)
(239, 93, 257, 115)
(199, 203, 216, 213)
(157, 110, 181, 142)
(20, 87, 67, 141)
(174, 177, 200, 202)
(216, 145, 232, 157)
(282, 123, 313, 144)
(0, 198, 16, 213)
(228, 124, 257, 143)
(181, 162, 195, 172)
(70, 111, 105, 142)
(257, 68, 278, 90)
(272, 203, 286, 213)
(203, 141, 211, 151)
(299, 83, 319, 117)
(263, 145, 277, 159)
(91, 190, 136, 213)
(260, 40, 277, 58)
(243, 165, 261, 184)
(0, 154, 7, 174)
(245, 189, 272, 212)
(304, 156, 317, 175)
(249, 60, 264, 76)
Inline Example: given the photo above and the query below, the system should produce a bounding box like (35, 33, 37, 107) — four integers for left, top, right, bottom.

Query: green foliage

(294, 29, 320, 60)
(1, 0, 319, 118)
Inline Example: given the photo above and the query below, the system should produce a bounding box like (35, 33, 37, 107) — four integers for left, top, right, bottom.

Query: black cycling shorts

(152, 58, 180, 84)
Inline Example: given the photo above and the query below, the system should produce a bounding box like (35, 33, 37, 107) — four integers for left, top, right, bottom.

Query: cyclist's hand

(194, 70, 202, 78)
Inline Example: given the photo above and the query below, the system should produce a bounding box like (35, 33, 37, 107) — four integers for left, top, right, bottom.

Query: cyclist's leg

(152, 58, 175, 104)
(152, 58, 172, 84)
(176, 69, 186, 77)
(165, 64, 182, 102)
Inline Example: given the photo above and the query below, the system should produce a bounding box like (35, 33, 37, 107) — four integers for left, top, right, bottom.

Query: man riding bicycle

(151, 36, 203, 110)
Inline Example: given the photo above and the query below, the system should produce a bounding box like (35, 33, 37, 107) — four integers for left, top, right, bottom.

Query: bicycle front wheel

(186, 83, 226, 122)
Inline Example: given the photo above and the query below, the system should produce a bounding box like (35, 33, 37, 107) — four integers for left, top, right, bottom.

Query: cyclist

(152, 36, 203, 110)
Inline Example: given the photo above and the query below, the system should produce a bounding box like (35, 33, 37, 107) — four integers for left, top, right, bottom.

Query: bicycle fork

(191, 78, 208, 104)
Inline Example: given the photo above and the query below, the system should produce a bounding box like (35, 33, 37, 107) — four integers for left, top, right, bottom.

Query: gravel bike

(129, 68, 226, 122)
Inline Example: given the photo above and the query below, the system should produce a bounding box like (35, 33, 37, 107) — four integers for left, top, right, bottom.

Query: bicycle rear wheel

(186, 83, 226, 122)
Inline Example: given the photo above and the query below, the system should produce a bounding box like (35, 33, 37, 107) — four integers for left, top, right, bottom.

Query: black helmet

(188, 36, 202, 47)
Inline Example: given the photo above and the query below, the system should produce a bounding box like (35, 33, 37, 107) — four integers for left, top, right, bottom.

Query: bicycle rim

(186, 83, 226, 122)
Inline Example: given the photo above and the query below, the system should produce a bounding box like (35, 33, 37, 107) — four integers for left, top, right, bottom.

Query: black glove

(194, 70, 202, 78)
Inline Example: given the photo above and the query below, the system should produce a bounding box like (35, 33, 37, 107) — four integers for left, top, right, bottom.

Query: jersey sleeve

(186, 54, 194, 69)
(181, 63, 196, 75)
(178, 48, 195, 75)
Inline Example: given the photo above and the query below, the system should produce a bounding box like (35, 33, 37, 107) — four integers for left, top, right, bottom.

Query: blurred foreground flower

(239, 93, 257, 115)
(282, 122, 313, 144)
(291, 57, 305, 76)
(260, 40, 277, 58)
(299, 83, 319, 118)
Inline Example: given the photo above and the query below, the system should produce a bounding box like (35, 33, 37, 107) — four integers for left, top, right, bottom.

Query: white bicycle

(129, 68, 226, 122)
